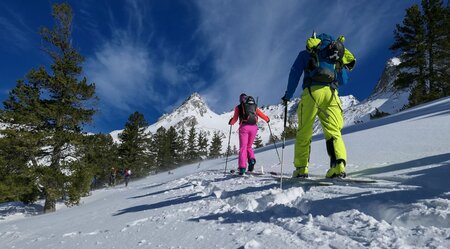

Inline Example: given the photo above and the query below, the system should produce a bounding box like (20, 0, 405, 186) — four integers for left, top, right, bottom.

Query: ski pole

(280, 100, 288, 189)
(224, 125, 232, 175)
(267, 122, 281, 164)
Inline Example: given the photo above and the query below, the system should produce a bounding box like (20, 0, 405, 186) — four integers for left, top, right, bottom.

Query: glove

(267, 118, 270, 123)
(228, 118, 233, 125)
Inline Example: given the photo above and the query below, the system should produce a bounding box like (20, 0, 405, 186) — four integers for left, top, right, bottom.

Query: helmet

(239, 93, 247, 103)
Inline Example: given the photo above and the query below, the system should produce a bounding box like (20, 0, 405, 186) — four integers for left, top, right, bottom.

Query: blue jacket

(284, 50, 349, 100)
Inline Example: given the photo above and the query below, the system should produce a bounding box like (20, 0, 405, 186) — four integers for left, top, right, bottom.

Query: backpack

(238, 96, 258, 125)
(306, 33, 345, 86)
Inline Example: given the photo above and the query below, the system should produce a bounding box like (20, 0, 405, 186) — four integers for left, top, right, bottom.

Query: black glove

(267, 118, 270, 123)
(228, 118, 233, 125)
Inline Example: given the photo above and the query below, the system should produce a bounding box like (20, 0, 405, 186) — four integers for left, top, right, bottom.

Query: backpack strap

(306, 86, 329, 118)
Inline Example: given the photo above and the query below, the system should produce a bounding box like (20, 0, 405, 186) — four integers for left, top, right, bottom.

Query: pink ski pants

(238, 124, 258, 168)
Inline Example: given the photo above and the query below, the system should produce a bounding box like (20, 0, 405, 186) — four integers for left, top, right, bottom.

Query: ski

(325, 177, 377, 184)
(229, 169, 265, 176)
(271, 174, 333, 186)
(269, 171, 377, 185)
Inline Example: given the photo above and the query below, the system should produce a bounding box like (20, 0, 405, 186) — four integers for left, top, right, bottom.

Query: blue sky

(0, 0, 419, 133)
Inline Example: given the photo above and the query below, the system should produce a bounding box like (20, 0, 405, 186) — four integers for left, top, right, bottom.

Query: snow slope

(1, 96, 449, 248)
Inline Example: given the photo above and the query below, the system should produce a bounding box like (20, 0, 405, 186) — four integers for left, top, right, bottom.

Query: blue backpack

(306, 33, 346, 87)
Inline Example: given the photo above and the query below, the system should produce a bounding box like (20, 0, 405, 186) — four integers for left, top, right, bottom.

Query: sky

(0, 0, 420, 133)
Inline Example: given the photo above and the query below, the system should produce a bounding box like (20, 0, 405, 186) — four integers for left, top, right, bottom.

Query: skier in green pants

(282, 32, 356, 178)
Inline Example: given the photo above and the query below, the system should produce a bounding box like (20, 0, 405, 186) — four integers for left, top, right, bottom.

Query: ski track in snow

(1, 168, 450, 249)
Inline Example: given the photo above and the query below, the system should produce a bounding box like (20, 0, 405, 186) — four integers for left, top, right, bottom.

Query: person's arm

(284, 50, 309, 100)
(228, 106, 239, 125)
(337, 69, 349, 86)
(256, 108, 269, 123)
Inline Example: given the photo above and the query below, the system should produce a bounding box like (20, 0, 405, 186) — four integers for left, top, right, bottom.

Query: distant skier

(109, 167, 117, 186)
(281, 32, 356, 178)
(91, 174, 97, 191)
(229, 93, 270, 175)
(124, 168, 131, 187)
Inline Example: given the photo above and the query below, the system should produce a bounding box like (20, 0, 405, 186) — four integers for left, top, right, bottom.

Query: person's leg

(246, 125, 258, 171)
(317, 88, 347, 177)
(293, 88, 318, 177)
(238, 126, 250, 171)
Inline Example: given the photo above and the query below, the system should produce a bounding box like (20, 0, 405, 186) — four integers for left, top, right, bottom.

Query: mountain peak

(371, 57, 401, 96)
(178, 92, 209, 115)
(186, 92, 202, 100)
(156, 93, 212, 126)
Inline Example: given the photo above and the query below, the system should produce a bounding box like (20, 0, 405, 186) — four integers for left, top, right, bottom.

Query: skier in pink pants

(229, 93, 270, 175)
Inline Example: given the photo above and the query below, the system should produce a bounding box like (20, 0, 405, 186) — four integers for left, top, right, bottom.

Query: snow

(389, 57, 401, 66)
(1, 97, 450, 249)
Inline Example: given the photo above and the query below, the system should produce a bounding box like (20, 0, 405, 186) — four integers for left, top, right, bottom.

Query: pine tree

(177, 127, 187, 161)
(209, 131, 223, 158)
(80, 134, 118, 188)
(268, 134, 280, 145)
(443, 4, 450, 96)
(0, 3, 96, 212)
(422, 0, 448, 97)
(197, 131, 209, 159)
(390, 4, 427, 105)
(225, 145, 232, 158)
(118, 112, 152, 177)
(0, 136, 39, 203)
(166, 126, 181, 167)
(232, 145, 238, 155)
(390, 0, 450, 106)
(186, 126, 198, 162)
(152, 127, 168, 169)
(284, 121, 298, 140)
(254, 134, 264, 148)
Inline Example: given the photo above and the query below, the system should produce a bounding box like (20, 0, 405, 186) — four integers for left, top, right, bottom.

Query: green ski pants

(294, 85, 347, 167)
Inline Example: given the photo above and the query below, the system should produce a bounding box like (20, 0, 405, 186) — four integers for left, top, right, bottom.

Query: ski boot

(326, 161, 346, 178)
(292, 166, 308, 178)
(248, 159, 256, 172)
(238, 167, 246, 176)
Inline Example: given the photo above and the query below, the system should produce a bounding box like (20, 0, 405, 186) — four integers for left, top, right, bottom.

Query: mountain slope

(110, 57, 408, 154)
(110, 93, 361, 152)
(2, 96, 449, 249)
(343, 58, 410, 125)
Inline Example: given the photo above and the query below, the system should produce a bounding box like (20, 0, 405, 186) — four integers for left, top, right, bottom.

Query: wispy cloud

(194, 0, 415, 111)
(82, 0, 416, 130)
(0, 4, 35, 52)
(84, 0, 187, 117)
(85, 33, 156, 111)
